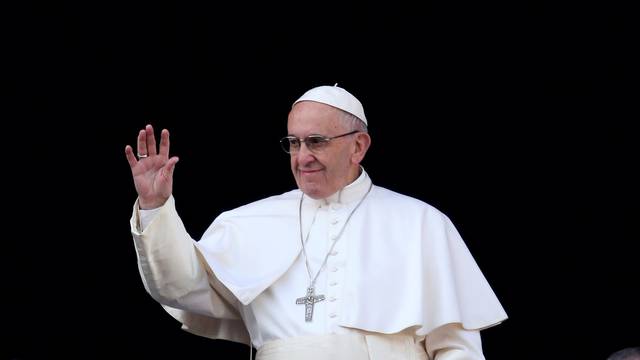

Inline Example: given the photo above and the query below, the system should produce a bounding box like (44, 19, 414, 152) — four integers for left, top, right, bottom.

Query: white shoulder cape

(192, 185, 507, 338)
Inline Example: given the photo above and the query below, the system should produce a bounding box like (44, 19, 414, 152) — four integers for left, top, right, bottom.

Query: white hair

(339, 110, 368, 133)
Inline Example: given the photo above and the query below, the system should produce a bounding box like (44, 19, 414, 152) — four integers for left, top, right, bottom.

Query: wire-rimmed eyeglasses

(280, 130, 359, 154)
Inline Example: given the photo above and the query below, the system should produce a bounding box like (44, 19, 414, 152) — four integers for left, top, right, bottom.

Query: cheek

(330, 152, 349, 170)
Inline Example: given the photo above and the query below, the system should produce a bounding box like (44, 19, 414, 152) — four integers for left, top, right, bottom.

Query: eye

(306, 136, 327, 146)
(289, 138, 301, 147)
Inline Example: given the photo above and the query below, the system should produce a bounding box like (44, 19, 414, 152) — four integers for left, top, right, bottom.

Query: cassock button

(329, 281, 338, 286)
(330, 250, 338, 256)
(329, 296, 336, 302)
(331, 204, 342, 211)
(331, 219, 339, 225)
(329, 313, 337, 318)
(330, 267, 338, 272)
(331, 234, 338, 240)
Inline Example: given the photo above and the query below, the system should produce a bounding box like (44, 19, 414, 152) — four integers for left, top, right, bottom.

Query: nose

(295, 141, 316, 165)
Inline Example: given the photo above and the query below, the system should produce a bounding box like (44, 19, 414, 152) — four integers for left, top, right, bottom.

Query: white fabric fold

(339, 186, 507, 335)
(194, 195, 302, 305)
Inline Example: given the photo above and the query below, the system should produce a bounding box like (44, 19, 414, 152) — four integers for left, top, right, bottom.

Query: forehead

(288, 101, 345, 134)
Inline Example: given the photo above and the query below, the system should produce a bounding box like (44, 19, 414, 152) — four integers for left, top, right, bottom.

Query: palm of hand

(132, 155, 173, 205)
(125, 125, 179, 209)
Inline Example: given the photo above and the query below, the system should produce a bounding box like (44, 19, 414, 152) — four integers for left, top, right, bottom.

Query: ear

(351, 132, 371, 165)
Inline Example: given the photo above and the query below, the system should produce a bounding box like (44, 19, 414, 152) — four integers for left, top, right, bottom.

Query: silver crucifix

(296, 287, 325, 322)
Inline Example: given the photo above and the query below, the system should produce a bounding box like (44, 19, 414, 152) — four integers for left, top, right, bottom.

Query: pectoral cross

(296, 287, 325, 322)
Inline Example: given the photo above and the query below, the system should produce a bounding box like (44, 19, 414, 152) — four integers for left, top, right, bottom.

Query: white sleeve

(130, 196, 241, 320)
(425, 323, 485, 360)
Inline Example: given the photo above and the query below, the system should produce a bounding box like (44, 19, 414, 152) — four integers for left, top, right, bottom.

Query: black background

(6, 1, 637, 359)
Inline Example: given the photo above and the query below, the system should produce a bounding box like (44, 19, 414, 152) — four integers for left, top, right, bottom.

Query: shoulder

(371, 185, 451, 222)
(217, 189, 301, 219)
(369, 185, 465, 245)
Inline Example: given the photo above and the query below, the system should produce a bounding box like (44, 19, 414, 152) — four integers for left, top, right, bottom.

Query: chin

(301, 187, 321, 199)
(299, 183, 327, 199)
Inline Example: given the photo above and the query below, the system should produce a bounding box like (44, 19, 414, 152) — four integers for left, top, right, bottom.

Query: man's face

(287, 101, 358, 199)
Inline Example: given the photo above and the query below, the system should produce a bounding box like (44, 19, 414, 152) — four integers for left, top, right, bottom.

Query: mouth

(299, 168, 322, 176)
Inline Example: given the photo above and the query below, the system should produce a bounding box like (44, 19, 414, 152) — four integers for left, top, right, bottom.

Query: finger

(137, 129, 148, 157)
(125, 145, 138, 168)
(159, 129, 170, 157)
(161, 156, 179, 179)
(146, 124, 157, 156)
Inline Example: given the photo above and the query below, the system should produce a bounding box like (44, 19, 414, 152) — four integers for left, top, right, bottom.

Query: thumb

(162, 156, 179, 179)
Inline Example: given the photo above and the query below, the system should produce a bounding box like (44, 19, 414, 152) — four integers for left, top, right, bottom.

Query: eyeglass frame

(280, 130, 360, 154)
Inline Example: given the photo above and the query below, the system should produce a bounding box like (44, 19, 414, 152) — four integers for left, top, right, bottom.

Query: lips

(299, 169, 322, 175)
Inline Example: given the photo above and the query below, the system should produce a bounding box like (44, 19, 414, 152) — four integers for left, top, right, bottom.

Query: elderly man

(125, 85, 507, 359)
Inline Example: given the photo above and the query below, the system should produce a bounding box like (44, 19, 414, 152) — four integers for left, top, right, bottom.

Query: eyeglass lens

(280, 136, 328, 153)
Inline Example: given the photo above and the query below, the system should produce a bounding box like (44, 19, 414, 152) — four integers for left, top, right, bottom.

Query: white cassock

(131, 170, 508, 359)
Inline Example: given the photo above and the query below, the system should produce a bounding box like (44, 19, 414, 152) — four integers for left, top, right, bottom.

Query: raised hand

(125, 124, 179, 209)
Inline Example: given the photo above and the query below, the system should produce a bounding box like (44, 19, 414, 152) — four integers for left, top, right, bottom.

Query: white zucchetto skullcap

(293, 84, 367, 125)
